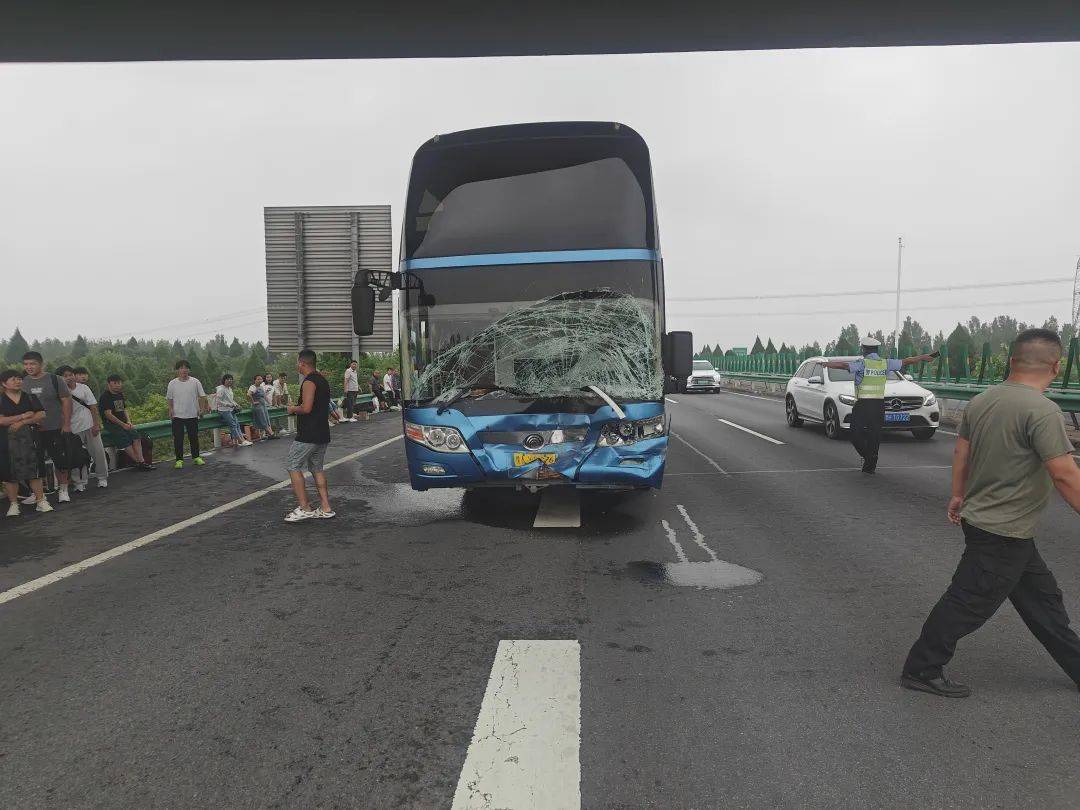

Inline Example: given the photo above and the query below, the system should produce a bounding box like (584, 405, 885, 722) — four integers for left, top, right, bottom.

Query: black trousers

(171, 417, 200, 461)
(850, 398, 884, 465)
(904, 521, 1080, 685)
(344, 391, 357, 416)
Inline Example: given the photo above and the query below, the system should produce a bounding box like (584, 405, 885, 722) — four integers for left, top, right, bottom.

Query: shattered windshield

(402, 261, 662, 405)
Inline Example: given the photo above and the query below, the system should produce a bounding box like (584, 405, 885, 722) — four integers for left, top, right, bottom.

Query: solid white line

(666, 464, 951, 476)
(665, 397, 679, 404)
(717, 389, 784, 404)
(661, 519, 689, 563)
(0, 435, 404, 607)
(676, 504, 718, 562)
(671, 432, 729, 475)
(717, 418, 786, 445)
(453, 640, 580, 810)
(937, 429, 959, 436)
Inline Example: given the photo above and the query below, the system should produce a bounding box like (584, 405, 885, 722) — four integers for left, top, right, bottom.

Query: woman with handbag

(0, 369, 52, 516)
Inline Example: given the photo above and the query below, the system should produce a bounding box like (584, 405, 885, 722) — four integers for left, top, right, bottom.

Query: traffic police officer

(822, 337, 938, 474)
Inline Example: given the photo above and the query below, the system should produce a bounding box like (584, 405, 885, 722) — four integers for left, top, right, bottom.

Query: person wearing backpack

(20, 351, 74, 503)
(59, 365, 108, 491)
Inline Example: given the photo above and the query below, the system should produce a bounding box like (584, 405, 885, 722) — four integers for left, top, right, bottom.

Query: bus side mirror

(663, 331, 693, 393)
(352, 271, 375, 336)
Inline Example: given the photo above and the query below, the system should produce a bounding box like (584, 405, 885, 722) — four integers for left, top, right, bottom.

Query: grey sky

(2, 44, 1078, 351)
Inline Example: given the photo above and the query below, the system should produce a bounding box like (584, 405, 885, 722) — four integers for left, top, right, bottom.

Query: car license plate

(885, 412, 910, 423)
(513, 452, 557, 466)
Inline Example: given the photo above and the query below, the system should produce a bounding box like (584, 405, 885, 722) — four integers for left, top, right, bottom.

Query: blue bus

(354, 122, 692, 491)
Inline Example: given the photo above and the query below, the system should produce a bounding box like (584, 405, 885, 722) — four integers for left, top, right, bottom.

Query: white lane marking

(665, 397, 679, 404)
(661, 519, 689, 563)
(665, 464, 951, 476)
(717, 389, 784, 404)
(0, 435, 404, 607)
(717, 418, 786, 445)
(676, 504, 718, 562)
(453, 640, 580, 810)
(655, 506, 763, 589)
(670, 432, 729, 475)
(937, 429, 959, 436)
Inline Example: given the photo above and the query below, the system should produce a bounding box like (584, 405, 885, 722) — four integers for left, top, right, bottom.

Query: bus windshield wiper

(436, 384, 528, 415)
(582, 385, 626, 419)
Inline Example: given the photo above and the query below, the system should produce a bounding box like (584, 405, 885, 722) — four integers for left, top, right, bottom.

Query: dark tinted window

(404, 132, 656, 258)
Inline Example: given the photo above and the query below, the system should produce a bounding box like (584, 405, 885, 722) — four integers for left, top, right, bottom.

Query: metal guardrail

(105, 394, 379, 446)
(699, 337, 1080, 410)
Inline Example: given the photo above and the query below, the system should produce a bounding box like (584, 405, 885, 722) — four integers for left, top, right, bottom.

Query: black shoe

(900, 672, 971, 698)
(862, 461, 876, 474)
(138, 462, 154, 471)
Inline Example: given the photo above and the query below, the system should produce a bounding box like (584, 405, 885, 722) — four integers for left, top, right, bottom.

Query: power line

(667, 276, 1072, 303)
(673, 296, 1067, 319)
(93, 307, 267, 341)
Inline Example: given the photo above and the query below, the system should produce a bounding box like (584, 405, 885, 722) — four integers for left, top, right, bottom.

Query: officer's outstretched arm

(900, 351, 940, 368)
(821, 360, 850, 369)
(1046, 454, 1080, 516)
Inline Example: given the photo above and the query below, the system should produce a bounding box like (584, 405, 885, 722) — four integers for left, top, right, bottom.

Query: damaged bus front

(353, 122, 692, 491)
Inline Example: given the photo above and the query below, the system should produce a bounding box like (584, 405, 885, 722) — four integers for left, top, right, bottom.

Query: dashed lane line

(452, 640, 580, 810)
(0, 435, 404, 607)
(665, 397, 679, 404)
(718, 418, 786, 445)
(671, 432, 729, 475)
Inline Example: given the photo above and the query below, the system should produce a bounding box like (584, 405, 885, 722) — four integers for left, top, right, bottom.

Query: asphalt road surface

(1, 397, 1078, 809)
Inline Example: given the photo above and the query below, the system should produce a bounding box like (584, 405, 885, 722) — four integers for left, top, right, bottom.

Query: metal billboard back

(265, 205, 393, 354)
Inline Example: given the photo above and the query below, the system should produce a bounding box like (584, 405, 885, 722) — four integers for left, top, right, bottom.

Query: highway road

(1, 392, 1078, 809)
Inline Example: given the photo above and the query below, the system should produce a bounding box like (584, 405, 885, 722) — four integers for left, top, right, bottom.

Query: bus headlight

(405, 422, 469, 453)
(598, 416, 666, 447)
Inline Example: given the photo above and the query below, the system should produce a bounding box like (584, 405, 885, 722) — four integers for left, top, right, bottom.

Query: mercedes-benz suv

(784, 356, 940, 439)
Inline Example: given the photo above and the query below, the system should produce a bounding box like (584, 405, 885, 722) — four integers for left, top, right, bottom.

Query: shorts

(285, 441, 328, 473)
(105, 426, 140, 450)
(34, 429, 72, 471)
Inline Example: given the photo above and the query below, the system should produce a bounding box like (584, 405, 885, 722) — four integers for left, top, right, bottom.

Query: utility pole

(893, 237, 903, 358)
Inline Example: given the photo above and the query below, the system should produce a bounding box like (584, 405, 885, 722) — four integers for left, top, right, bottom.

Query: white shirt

(344, 367, 359, 392)
(166, 376, 207, 420)
(383, 373, 393, 392)
(215, 384, 238, 411)
(272, 379, 289, 403)
(68, 382, 98, 434)
(263, 381, 275, 403)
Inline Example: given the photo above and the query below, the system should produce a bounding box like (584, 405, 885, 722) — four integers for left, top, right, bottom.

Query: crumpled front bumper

(403, 403, 667, 490)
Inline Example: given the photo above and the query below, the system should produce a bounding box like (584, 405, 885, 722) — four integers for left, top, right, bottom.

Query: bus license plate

(885, 413, 910, 423)
(513, 452, 557, 466)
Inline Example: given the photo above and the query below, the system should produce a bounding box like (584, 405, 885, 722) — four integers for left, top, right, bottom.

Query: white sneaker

(98, 479, 108, 488)
(74, 482, 86, 493)
(314, 507, 336, 519)
(58, 488, 71, 503)
(241, 440, 254, 447)
(6, 502, 18, 518)
(284, 507, 317, 523)
(21, 495, 37, 505)
(36, 500, 54, 514)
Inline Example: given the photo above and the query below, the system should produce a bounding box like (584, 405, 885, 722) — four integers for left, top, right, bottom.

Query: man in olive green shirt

(902, 328, 1080, 698)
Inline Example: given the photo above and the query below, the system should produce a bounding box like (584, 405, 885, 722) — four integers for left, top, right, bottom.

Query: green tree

(700, 344, 712, 356)
(185, 348, 207, 385)
(125, 336, 139, 351)
(764, 338, 777, 355)
(172, 339, 184, 357)
(946, 323, 976, 377)
(750, 336, 765, 355)
(202, 349, 222, 389)
(71, 334, 88, 358)
(228, 337, 244, 357)
(5, 328, 29, 363)
(240, 348, 266, 393)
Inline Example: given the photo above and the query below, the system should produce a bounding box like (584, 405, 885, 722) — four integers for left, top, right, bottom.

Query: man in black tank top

(284, 349, 334, 522)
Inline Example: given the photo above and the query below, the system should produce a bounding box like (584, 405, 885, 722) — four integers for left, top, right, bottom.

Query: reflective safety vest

(856, 356, 888, 399)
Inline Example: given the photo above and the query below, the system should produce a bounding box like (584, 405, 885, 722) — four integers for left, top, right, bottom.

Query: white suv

(686, 360, 722, 393)
(784, 356, 940, 440)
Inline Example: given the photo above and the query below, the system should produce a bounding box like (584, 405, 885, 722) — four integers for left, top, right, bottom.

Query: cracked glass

(401, 261, 662, 406)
